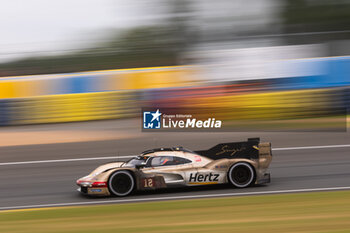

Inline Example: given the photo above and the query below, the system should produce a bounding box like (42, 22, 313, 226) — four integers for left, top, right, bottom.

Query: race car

(76, 138, 272, 196)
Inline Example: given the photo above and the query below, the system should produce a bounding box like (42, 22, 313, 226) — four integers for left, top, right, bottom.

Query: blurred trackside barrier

(0, 57, 349, 126)
(144, 85, 349, 120)
(0, 66, 196, 126)
(141, 56, 350, 123)
(1, 91, 139, 125)
(0, 66, 195, 98)
(188, 88, 347, 120)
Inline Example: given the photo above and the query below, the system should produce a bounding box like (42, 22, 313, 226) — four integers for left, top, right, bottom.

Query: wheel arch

(227, 161, 256, 187)
(107, 169, 137, 196)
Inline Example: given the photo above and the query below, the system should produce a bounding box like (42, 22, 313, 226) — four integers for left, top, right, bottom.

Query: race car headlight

(77, 181, 93, 186)
(77, 180, 107, 188)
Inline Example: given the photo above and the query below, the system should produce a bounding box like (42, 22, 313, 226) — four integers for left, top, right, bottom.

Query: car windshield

(123, 156, 149, 167)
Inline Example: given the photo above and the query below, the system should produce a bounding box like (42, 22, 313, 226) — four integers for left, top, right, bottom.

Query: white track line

(1, 186, 350, 211)
(1, 144, 350, 166)
(0, 155, 137, 166)
(273, 144, 350, 151)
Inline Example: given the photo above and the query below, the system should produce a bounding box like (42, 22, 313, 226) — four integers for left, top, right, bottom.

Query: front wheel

(108, 171, 135, 196)
(228, 163, 255, 188)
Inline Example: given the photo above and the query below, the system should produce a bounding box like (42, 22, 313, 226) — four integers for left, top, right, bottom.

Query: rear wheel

(228, 163, 255, 188)
(108, 171, 134, 196)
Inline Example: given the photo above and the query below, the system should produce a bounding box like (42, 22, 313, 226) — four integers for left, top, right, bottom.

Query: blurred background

(0, 0, 349, 129)
(1, 3, 350, 229)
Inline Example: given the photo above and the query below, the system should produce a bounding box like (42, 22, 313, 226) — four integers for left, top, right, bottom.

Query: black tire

(108, 171, 135, 197)
(228, 163, 255, 188)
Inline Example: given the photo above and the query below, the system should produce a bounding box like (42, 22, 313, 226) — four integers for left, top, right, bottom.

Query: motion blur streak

(1, 144, 350, 166)
(0, 56, 349, 127)
(1, 1, 350, 128)
(1, 186, 350, 211)
(0, 126, 350, 210)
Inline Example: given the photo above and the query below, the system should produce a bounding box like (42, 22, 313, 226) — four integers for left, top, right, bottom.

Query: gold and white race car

(76, 138, 272, 196)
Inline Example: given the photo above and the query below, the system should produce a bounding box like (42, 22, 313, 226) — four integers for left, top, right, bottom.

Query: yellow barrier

(194, 88, 336, 120)
(12, 91, 138, 125)
(114, 67, 195, 90)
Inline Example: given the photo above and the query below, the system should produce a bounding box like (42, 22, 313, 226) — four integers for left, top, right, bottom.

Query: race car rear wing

(194, 138, 266, 160)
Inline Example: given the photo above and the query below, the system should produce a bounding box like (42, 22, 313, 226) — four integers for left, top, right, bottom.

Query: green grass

(1, 191, 350, 233)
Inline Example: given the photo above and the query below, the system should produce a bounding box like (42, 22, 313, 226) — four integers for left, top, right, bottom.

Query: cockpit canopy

(123, 156, 149, 167)
(141, 147, 195, 156)
(123, 154, 192, 168)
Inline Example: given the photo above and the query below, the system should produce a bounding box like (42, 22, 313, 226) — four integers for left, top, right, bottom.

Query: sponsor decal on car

(188, 173, 220, 184)
(90, 189, 102, 192)
(216, 145, 246, 156)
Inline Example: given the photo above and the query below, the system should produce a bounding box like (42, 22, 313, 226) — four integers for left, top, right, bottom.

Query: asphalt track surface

(1, 119, 350, 210)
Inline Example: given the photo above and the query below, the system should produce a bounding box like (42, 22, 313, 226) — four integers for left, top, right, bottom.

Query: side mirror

(135, 164, 146, 169)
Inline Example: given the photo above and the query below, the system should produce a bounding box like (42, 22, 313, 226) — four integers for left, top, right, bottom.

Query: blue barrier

(0, 100, 11, 126)
(272, 57, 350, 90)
